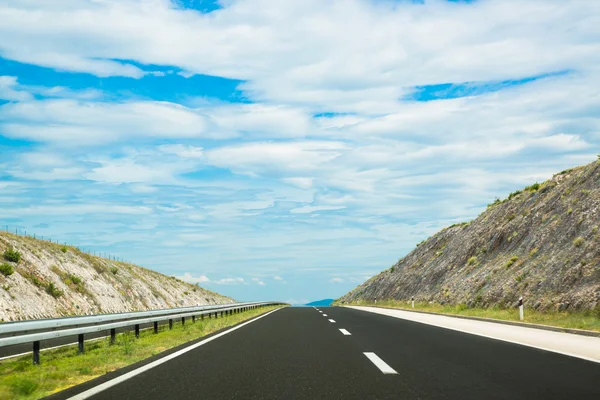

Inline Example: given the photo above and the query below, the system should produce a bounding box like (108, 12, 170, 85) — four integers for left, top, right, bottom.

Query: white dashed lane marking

(329, 319, 336, 323)
(364, 352, 398, 374)
(339, 329, 351, 335)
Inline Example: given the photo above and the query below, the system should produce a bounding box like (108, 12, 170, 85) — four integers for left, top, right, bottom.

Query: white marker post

(374, 297, 377, 305)
(411, 297, 414, 309)
(518, 296, 524, 321)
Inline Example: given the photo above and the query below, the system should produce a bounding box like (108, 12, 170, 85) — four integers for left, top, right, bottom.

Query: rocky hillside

(339, 160, 600, 312)
(0, 233, 232, 321)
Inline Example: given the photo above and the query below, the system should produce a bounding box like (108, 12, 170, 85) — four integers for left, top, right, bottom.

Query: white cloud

(1, 1, 599, 111)
(159, 144, 204, 159)
(329, 278, 344, 283)
(251, 277, 266, 286)
(176, 273, 210, 284)
(204, 141, 349, 177)
(0, 99, 217, 144)
(290, 205, 345, 214)
(0, 76, 33, 102)
(282, 177, 314, 189)
(213, 277, 246, 285)
(273, 276, 283, 281)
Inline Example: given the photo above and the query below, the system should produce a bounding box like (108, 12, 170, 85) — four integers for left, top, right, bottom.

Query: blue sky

(1, 0, 599, 304)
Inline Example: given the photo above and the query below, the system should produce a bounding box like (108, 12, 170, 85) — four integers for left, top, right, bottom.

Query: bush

(505, 256, 519, 269)
(45, 282, 64, 298)
(110, 267, 118, 275)
(70, 274, 83, 285)
(529, 248, 538, 257)
(573, 237, 585, 248)
(467, 256, 478, 266)
(3, 248, 22, 263)
(61, 246, 68, 253)
(508, 190, 522, 200)
(0, 263, 14, 276)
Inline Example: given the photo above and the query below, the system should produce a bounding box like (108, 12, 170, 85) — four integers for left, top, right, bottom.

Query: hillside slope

(338, 160, 600, 312)
(0, 233, 232, 321)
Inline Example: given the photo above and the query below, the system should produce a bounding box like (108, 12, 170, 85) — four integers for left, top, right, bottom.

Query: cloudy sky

(1, 0, 599, 304)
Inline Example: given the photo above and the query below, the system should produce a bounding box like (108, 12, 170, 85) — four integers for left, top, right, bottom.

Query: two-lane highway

(52, 306, 600, 400)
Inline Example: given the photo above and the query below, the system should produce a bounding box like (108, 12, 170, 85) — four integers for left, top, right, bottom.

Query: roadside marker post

(518, 296, 524, 321)
(411, 297, 414, 309)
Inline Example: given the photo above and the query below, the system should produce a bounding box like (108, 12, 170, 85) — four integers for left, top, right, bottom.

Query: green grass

(2, 248, 22, 263)
(0, 305, 282, 399)
(0, 262, 14, 276)
(338, 300, 600, 332)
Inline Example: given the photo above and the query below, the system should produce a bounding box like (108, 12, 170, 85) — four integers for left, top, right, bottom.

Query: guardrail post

(169, 319, 173, 330)
(154, 321, 159, 333)
(181, 317, 185, 326)
(78, 334, 84, 354)
(192, 315, 196, 323)
(110, 328, 116, 344)
(135, 324, 140, 338)
(201, 313, 205, 320)
(33, 341, 40, 365)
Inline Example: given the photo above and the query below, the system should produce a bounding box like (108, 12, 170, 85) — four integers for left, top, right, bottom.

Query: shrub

(573, 237, 585, 248)
(567, 207, 573, 215)
(505, 256, 519, 269)
(45, 282, 64, 298)
(525, 182, 540, 192)
(3, 248, 22, 263)
(529, 248, 539, 257)
(508, 190, 522, 200)
(515, 272, 528, 282)
(69, 274, 83, 285)
(110, 267, 118, 275)
(61, 246, 68, 253)
(0, 263, 14, 276)
(467, 256, 478, 266)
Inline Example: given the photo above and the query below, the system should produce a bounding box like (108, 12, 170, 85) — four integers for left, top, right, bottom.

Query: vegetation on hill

(338, 160, 600, 314)
(0, 232, 232, 321)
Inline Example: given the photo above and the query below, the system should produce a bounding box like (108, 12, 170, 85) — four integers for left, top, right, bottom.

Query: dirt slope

(0, 233, 232, 321)
(339, 160, 600, 312)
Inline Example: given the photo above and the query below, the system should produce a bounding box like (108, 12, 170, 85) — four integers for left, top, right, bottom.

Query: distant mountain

(306, 299, 334, 306)
(338, 160, 600, 312)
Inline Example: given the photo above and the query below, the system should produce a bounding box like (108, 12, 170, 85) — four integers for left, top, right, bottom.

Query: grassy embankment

(336, 300, 600, 332)
(0, 305, 283, 400)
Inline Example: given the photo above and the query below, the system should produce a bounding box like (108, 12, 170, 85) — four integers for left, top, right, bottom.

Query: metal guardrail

(0, 301, 284, 364)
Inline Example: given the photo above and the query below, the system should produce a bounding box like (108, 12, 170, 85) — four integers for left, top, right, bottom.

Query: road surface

(50, 306, 600, 400)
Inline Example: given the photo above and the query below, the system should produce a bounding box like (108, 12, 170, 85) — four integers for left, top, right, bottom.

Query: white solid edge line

(339, 329, 351, 336)
(364, 352, 397, 374)
(329, 319, 336, 323)
(67, 307, 284, 400)
(352, 307, 600, 365)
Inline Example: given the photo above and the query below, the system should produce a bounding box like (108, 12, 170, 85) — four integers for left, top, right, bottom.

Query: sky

(0, 0, 599, 304)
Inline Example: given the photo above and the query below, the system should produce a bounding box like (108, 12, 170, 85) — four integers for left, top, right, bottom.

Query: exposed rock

(338, 160, 600, 312)
(0, 233, 232, 321)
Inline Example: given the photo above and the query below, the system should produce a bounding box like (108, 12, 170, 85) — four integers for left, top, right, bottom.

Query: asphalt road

(52, 306, 600, 400)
